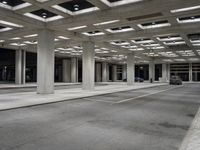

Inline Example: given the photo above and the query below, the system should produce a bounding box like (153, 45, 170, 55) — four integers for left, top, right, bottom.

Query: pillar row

(71, 57, 78, 83)
(112, 65, 117, 82)
(62, 59, 71, 82)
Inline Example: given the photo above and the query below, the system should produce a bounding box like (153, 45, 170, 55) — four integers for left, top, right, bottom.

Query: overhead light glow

(93, 20, 120, 26)
(68, 25, 87, 31)
(24, 34, 38, 38)
(0, 20, 23, 27)
(171, 5, 200, 13)
(138, 23, 171, 29)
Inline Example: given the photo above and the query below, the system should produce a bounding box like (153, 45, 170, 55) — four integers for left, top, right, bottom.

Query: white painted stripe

(115, 85, 183, 104)
(82, 98, 115, 104)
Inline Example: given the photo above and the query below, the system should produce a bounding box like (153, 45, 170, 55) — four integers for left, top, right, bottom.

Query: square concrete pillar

(37, 29, 55, 94)
(122, 64, 127, 81)
(102, 62, 107, 82)
(189, 63, 193, 82)
(149, 61, 155, 82)
(112, 65, 117, 82)
(95, 63, 102, 82)
(82, 41, 95, 90)
(63, 59, 71, 82)
(71, 57, 78, 83)
(127, 53, 135, 85)
(15, 50, 26, 84)
(162, 64, 167, 82)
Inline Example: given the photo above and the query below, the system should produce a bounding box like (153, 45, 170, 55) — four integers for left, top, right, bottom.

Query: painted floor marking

(115, 85, 184, 104)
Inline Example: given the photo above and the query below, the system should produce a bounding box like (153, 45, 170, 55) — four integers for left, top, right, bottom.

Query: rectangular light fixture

(138, 23, 171, 29)
(171, 5, 200, 13)
(100, 0, 143, 7)
(93, 20, 120, 26)
(57, 36, 69, 40)
(24, 34, 38, 38)
(68, 25, 87, 31)
(0, 20, 23, 27)
(0, 27, 12, 32)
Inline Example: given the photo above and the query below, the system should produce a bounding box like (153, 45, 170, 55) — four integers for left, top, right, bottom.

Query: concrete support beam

(167, 64, 170, 81)
(62, 59, 71, 82)
(82, 41, 95, 90)
(15, 50, 26, 84)
(149, 61, 155, 83)
(112, 65, 117, 82)
(95, 63, 102, 82)
(37, 29, 55, 94)
(71, 57, 78, 83)
(102, 62, 107, 82)
(127, 54, 135, 85)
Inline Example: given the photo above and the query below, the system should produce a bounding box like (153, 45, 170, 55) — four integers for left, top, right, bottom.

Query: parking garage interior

(0, 0, 200, 150)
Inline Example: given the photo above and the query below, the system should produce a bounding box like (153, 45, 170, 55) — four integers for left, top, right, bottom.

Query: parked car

(135, 77, 144, 82)
(123, 77, 144, 82)
(170, 76, 182, 85)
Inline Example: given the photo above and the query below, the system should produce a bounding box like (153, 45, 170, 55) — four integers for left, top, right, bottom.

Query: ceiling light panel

(138, 20, 171, 29)
(93, 20, 120, 26)
(52, 0, 99, 16)
(82, 31, 105, 36)
(171, 5, 200, 13)
(157, 35, 182, 41)
(177, 15, 200, 23)
(106, 26, 134, 33)
(100, 0, 143, 7)
(132, 38, 154, 44)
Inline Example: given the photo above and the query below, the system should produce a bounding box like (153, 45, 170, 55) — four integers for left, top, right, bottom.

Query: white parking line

(82, 98, 116, 104)
(115, 85, 184, 104)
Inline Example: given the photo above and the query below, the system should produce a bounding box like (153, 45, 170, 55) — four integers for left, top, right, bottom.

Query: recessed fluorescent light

(138, 23, 171, 29)
(157, 36, 182, 41)
(129, 48, 144, 51)
(106, 27, 134, 33)
(0, 20, 23, 27)
(177, 16, 200, 23)
(0, 27, 12, 32)
(193, 43, 200, 46)
(13, 3, 32, 10)
(164, 41, 186, 45)
(24, 34, 38, 38)
(82, 32, 105, 36)
(23, 41, 37, 44)
(57, 36, 69, 40)
(0, 40, 5, 42)
(10, 37, 21, 40)
(100, 0, 143, 7)
(68, 25, 87, 31)
(10, 43, 26, 46)
(171, 5, 200, 13)
(93, 20, 120, 26)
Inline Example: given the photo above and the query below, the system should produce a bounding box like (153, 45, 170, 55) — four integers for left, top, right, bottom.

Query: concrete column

(15, 50, 26, 84)
(63, 59, 71, 82)
(102, 62, 107, 82)
(82, 41, 95, 90)
(189, 63, 193, 82)
(167, 64, 170, 81)
(162, 63, 167, 82)
(71, 57, 78, 83)
(112, 65, 117, 82)
(127, 54, 135, 85)
(107, 64, 110, 81)
(95, 63, 102, 82)
(37, 29, 55, 94)
(122, 64, 127, 81)
(149, 61, 155, 82)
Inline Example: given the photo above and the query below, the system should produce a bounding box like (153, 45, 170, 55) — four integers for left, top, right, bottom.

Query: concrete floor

(0, 84, 199, 150)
